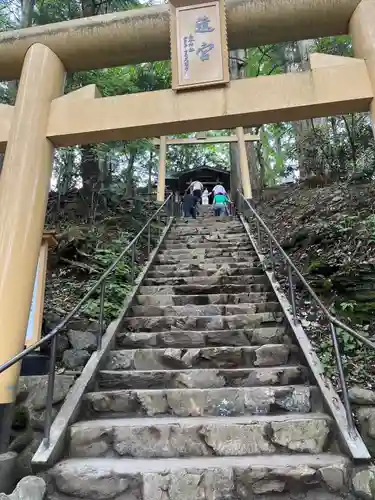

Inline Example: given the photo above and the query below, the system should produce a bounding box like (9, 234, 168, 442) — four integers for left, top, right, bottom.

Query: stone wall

(0, 374, 76, 493)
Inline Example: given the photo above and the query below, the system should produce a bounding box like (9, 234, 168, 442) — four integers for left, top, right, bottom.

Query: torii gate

(0, 0, 373, 453)
(152, 130, 261, 201)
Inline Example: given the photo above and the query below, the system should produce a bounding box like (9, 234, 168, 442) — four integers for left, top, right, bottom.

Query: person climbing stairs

(46, 210, 355, 499)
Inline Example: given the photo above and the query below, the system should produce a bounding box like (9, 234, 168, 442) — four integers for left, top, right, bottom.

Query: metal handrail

(0, 193, 174, 447)
(238, 190, 375, 430)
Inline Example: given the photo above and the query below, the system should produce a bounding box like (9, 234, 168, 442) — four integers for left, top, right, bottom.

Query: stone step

(155, 258, 257, 266)
(98, 365, 309, 390)
(49, 453, 350, 499)
(130, 302, 281, 318)
(156, 255, 256, 265)
(168, 234, 250, 243)
(103, 345, 292, 371)
(116, 325, 289, 349)
(139, 283, 271, 296)
(135, 292, 275, 307)
(159, 248, 256, 258)
(143, 274, 269, 287)
(147, 265, 262, 279)
(170, 227, 244, 236)
(80, 385, 318, 419)
(122, 312, 284, 332)
(171, 223, 244, 232)
(164, 241, 254, 249)
(67, 413, 333, 460)
(47, 454, 350, 499)
(175, 219, 238, 226)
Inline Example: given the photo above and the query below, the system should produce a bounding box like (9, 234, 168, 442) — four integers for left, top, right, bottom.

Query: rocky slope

(255, 180, 375, 389)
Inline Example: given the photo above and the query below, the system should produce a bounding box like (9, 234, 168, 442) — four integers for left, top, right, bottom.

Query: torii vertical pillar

(156, 135, 167, 202)
(0, 44, 65, 451)
(350, 0, 375, 136)
(236, 126, 253, 199)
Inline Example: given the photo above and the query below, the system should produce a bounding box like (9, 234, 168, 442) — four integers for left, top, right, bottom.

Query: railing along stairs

(237, 189, 374, 459)
(0, 194, 176, 451)
(0, 189, 373, 462)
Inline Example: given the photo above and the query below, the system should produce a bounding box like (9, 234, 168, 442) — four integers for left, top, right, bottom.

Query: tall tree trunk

(80, 145, 101, 195)
(284, 40, 314, 180)
(125, 152, 136, 197)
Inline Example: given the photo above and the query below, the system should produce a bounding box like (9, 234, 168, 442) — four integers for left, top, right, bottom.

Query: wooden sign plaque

(170, 0, 229, 91)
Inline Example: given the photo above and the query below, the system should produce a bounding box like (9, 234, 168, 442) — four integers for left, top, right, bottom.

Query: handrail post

(330, 322, 355, 431)
(131, 242, 136, 285)
(43, 334, 58, 448)
(256, 219, 261, 247)
(287, 264, 297, 323)
(268, 235, 274, 272)
(98, 279, 106, 350)
(147, 222, 151, 256)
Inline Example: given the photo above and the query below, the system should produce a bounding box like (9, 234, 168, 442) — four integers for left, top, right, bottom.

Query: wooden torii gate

(152, 129, 261, 201)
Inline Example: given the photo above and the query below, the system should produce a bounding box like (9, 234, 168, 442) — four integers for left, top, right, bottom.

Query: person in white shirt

(188, 180, 204, 204)
(211, 183, 226, 196)
(202, 189, 209, 205)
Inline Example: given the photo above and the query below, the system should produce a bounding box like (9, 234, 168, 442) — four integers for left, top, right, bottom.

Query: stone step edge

(138, 285, 273, 294)
(144, 276, 269, 284)
(84, 384, 317, 398)
(125, 312, 283, 322)
(49, 453, 349, 474)
(136, 293, 275, 300)
(106, 343, 289, 355)
(131, 302, 281, 312)
(117, 325, 286, 337)
(99, 365, 304, 376)
(70, 412, 333, 431)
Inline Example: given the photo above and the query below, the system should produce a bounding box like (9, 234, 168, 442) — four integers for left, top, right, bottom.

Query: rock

(175, 370, 225, 389)
(270, 417, 330, 453)
(62, 349, 90, 369)
(349, 387, 375, 405)
(87, 321, 101, 334)
(352, 467, 375, 499)
(252, 479, 285, 494)
(254, 345, 289, 367)
(319, 464, 347, 491)
(0, 452, 17, 494)
(18, 375, 75, 411)
(15, 434, 43, 479)
(50, 461, 130, 499)
(357, 407, 375, 456)
(67, 330, 97, 352)
(163, 348, 183, 365)
(0, 476, 46, 500)
(181, 348, 201, 366)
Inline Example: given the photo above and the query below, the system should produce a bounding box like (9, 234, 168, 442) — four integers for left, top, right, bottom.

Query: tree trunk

(125, 152, 136, 197)
(80, 145, 101, 195)
(284, 40, 314, 180)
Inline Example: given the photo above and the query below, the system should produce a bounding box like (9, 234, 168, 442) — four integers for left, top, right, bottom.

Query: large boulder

(349, 387, 375, 405)
(0, 476, 46, 500)
(352, 467, 375, 499)
(0, 452, 17, 494)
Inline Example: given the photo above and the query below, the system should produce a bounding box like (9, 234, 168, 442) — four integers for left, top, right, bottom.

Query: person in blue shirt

(213, 192, 230, 216)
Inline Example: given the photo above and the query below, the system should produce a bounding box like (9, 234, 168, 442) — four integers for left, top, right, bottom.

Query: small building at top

(165, 165, 230, 201)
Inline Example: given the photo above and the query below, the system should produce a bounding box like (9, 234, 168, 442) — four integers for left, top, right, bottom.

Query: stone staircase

(46, 209, 353, 499)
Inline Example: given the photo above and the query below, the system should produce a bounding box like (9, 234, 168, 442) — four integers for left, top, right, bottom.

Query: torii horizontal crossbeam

(43, 57, 372, 147)
(152, 134, 260, 146)
(0, 0, 362, 80)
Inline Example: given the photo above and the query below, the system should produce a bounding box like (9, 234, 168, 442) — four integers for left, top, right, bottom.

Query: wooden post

(236, 126, 252, 199)
(350, 0, 375, 136)
(0, 44, 65, 451)
(156, 135, 167, 202)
